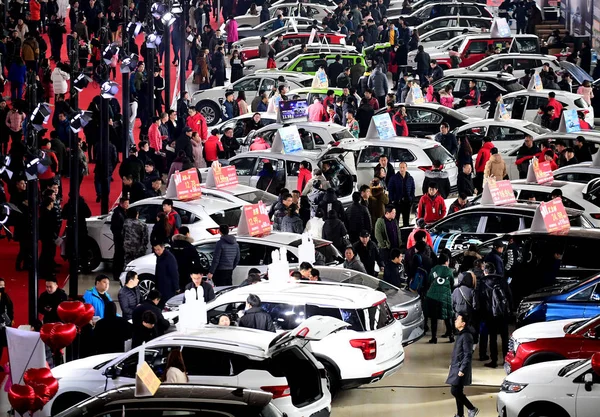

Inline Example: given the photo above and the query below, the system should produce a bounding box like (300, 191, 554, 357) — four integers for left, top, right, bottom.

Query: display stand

(205, 161, 239, 188)
(493, 102, 510, 121)
(404, 85, 425, 105)
(530, 197, 570, 234)
(479, 179, 516, 205)
(527, 72, 543, 91)
(490, 17, 511, 38)
(271, 125, 303, 154)
(165, 168, 202, 200)
(237, 202, 272, 236)
(526, 159, 554, 184)
(558, 109, 580, 133)
(135, 361, 161, 397)
(365, 113, 396, 139)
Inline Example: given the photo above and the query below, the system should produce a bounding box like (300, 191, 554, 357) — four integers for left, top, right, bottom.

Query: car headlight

(517, 301, 541, 317)
(501, 380, 528, 393)
(245, 65, 255, 70)
(512, 337, 537, 353)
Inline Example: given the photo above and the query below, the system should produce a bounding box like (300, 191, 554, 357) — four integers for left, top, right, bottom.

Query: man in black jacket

(111, 198, 129, 280)
(207, 225, 240, 286)
(346, 192, 372, 243)
(119, 146, 145, 182)
(37, 278, 68, 324)
(171, 226, 202, 291)
(327, 55, 344, 87)
(121, 175, 146, 204)
(183, 266, 216, 303)
(238, 294, 276, 332)
(353, 231, 382, 277)
(118, 271, 141, 320)
(132, 290, 170, 340)
(175, 127, 195, 162)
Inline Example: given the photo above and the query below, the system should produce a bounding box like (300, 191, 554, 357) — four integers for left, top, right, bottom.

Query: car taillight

(296, 327, 310, 337)
(591, 213, 600, 219)
(418, 166, 433, 171)
(261, 385, 291, 398)
(206, 228, 220, 235)
(349, 338, 377, 360)
(393, 310, 408, 320)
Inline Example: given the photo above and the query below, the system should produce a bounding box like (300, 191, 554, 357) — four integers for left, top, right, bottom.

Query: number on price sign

(537, 197, 570, 234)
(173, 168, 202, 201)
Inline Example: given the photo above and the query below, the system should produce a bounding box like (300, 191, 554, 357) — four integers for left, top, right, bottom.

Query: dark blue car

(517, 274, 600, 327)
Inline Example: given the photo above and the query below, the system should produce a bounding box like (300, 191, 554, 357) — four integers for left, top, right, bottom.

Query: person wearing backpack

(480, 262, 512, 369)
(425, 253, 455, 344)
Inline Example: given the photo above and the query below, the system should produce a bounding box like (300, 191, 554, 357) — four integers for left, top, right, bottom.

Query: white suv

(45, 321, 338, 417)
(200, 281, 405, 393)
(497, 354, 600, 417)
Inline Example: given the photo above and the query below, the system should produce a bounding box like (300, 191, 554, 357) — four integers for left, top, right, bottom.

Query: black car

(375, 103, 473, 138)
(402, 203, 587, 254)
(389, 2, 493, 26)
(431, 72, 526, 109)
(55, 385, 283, 417)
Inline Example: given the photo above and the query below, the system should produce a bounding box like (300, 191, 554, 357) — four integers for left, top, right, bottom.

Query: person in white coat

(162, 349, 189, 383)
(51, 66, 70, 100)
(304, 208, 325, 239)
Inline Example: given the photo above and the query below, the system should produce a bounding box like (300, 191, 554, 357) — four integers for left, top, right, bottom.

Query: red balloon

(8, 384, 36, 416)
(57, 301, 85, 324)
(75, 303, 95, 328)
(40, 323, 77, 352)
(24, 367, 59, 408)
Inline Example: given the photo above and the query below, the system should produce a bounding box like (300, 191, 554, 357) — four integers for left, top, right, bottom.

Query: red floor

(0, 12, 214, 368)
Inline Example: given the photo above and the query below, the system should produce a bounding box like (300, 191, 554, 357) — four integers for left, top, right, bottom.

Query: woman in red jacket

(390, 104, 409, 136)
(297, 160, 312, 192)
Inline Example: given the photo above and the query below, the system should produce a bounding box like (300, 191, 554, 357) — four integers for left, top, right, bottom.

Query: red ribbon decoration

(8, 384, 36, 416)
(57, 301, 85, 325)
(40, 323, 77, 352)
(23, 367, 59, 411)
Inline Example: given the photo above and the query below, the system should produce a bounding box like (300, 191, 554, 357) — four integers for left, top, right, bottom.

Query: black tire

(86, 238, 102, 272)
(523, 353, 564, 367)
(521, 403, 569, 417)
(51, 392, 90, 415)
(323, 362, 340, 397)
(197, 101, 221, 126)
(138, 273, 156, 299)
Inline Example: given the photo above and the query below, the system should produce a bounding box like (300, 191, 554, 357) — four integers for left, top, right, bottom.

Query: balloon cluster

(7, 301, 95, 415)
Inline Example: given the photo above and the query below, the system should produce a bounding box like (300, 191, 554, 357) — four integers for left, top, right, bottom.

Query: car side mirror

(105, 365, 121, 380)
(584, 373, 594, 392)
(482, 67, 489, 71)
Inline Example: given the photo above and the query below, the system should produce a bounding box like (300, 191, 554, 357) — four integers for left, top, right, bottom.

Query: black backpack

(489, 282, 510, 317)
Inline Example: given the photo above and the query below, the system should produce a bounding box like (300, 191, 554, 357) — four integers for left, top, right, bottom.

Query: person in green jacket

(426, 253, 455, 344)
(374, 204, 401, 264)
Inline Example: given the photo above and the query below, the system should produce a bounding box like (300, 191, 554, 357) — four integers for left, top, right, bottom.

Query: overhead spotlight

(70, 111, 93, 133)
(146, 33, 163, 49)
(151, 3, 168, 19)
(0, 155, 12, 179)
(103, 43, 120, 65)
(161, 11, 176, 26)
(101, 81, 120, 99)
(24, 150, 48, 180)
(121, 53, 140, 73)
(127, 21, 142, 37)
(171, 0, 183, 14)
(30, 103, 52, 131)
(0, 203, 11, 225)
(73, 73, 92, 91)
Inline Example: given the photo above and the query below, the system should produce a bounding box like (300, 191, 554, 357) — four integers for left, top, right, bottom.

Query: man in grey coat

(446, 312, 479, 417)
(367, 65, 389, 108)
(207, 225, 240, 286)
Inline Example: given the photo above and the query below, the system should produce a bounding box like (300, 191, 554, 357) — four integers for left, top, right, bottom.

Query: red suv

(240, 33, 346, 60)
(505, 315, 600, 374)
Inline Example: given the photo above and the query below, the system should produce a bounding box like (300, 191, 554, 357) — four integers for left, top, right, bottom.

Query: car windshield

(558, 359, 589, 377)
(583, 180, 600, 208)
(340, 300, 395, 331)
(236, 191, 278, 206)
(332, 129, 355, 141)
(566, 316, 598, 334)
(505, 80, 526, 92)
(209, 208, 243, 228)
(424, 145, 454, 165)
(524, 123, 551, 134)
(289, 239, 342, 264)
(436, 106, 470, 121)
(341, 272, 399, 295)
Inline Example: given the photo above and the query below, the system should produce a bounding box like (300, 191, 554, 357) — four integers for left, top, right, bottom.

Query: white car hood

(512, 319, 573, 341)
(506, 359, 575, 384)
(52, 353, 120, 379)
(243, 58, 262, 67)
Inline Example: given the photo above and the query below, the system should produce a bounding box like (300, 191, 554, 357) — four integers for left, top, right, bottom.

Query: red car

(505, 315, 600, 374)
(240, 33, 346, 60)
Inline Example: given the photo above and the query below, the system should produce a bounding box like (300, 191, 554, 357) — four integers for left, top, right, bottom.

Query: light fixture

(30, 103, 51, 131)
(101, 81, 120, 99)
(103, 43, 120, 65)
(24, 151, 43, 180)
(0, 155, 12, 179)
(0, 203, 11, 225)
(151, 3, 168, 19)
(146, 33, 162, 49)
(171, 0, 183, 14)
(70, 111, 93, 133)
(127, 22, 142, 37)
(73, 73, 92, 91)
(161, 11, 176, 26)
(121, 53, 140, 73)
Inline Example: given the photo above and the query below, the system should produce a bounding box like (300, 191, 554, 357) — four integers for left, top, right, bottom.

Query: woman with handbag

(0, 278, 14, 373)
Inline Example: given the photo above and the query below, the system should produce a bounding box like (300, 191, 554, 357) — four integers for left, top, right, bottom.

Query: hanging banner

(480, 179, 517, 205)
(531, 197, 571, 234)
(558, 108, 581, 133)
(205, 162, 239, 189)
(527, 159, 554, 184)
(237, 202, 272, 236)
(166, 168, 202, 200)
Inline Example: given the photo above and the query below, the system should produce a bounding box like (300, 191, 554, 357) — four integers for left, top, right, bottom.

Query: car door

(231, 77, 261, 97)
(461, 40, 488, 67)
(259, 78, 277, 99)
(229, 156, 258, 185)
(181, 346, 240, 387)
(486, 125, 528, 150)
(106, 346, 171, 390)
(428, 213, 484, 252)
(251, 157, 285, 189)
(235, 241, 279, 283)
(404, 108, 444, 137)
(504, 96, 528, 120)
(356, 145, 390, 187)
(575, 367, 600, 416)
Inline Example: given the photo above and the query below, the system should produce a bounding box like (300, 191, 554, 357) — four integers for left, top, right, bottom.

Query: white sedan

(86, 196, 245, 270)
(497, 355, 600, 417)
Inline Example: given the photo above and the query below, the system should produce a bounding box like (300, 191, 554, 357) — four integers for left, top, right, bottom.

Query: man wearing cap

(183, 267, 215, 303)
(353, 230, 382, 277)
(119, 146, 145, 183)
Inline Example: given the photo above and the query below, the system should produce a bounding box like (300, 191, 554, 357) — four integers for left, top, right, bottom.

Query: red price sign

(488, 180, 516, 205)
(539, 198, 570, 234)
(243, 202, 271, 236)
(213, 165, 239, 189)
(534, 160, 554, 184)
(174, 168, 202, 201)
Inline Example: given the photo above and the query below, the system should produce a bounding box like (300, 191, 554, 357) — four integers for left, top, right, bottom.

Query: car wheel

(197, 101, 220, 126)
(85, 238, 102, 272)
(522, 403, 570, 417)
(138, 274, 156, 298)
(51, 392, 90, 415)
(323, 362, 340, 397)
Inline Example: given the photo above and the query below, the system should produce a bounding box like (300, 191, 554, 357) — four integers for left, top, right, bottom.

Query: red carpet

(0, 11, 216, 368)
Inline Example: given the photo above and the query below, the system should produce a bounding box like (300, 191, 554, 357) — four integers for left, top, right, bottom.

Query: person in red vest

(542, 150, 558, 171)
(474, 136, 494, 193)
(546, 91, 563, 119)
(162, 199, 182, 235)
(203, 129, 224, 165)
(463, 80, 480, 106)
(417, 181, 446, 225)
(297, 160, 312, 192)
(186, 107, 208, 142)
(578, 112, 592, 130)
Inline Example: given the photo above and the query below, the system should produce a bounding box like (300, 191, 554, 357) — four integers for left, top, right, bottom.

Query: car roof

(289, 87, 345, 94)
(440, 71, 519, 81)
(248, 70, 313, 81)
(461, 33, 538, 41)
(482, 53, 557, 60)
(510, 179, 585, 193)
(456, 202, 583, 217)
(509, 227, 600, 239)
(505, 89, 582, 100)
(459, 119, 538, 129)
(201, 183, 273, 197)
(233, 149, 321, 161)
(554, 162, 597, 174)
(257, 121, 348, 133)
(339, 137, 440, 149)
(417, 15, 492, 25)
(537, 132, 600, 142)
(211, 281, 386, 308)
(133, 196, 243, 212)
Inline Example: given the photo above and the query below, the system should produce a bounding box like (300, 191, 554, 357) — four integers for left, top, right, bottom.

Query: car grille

(508, 337, 515, 353)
